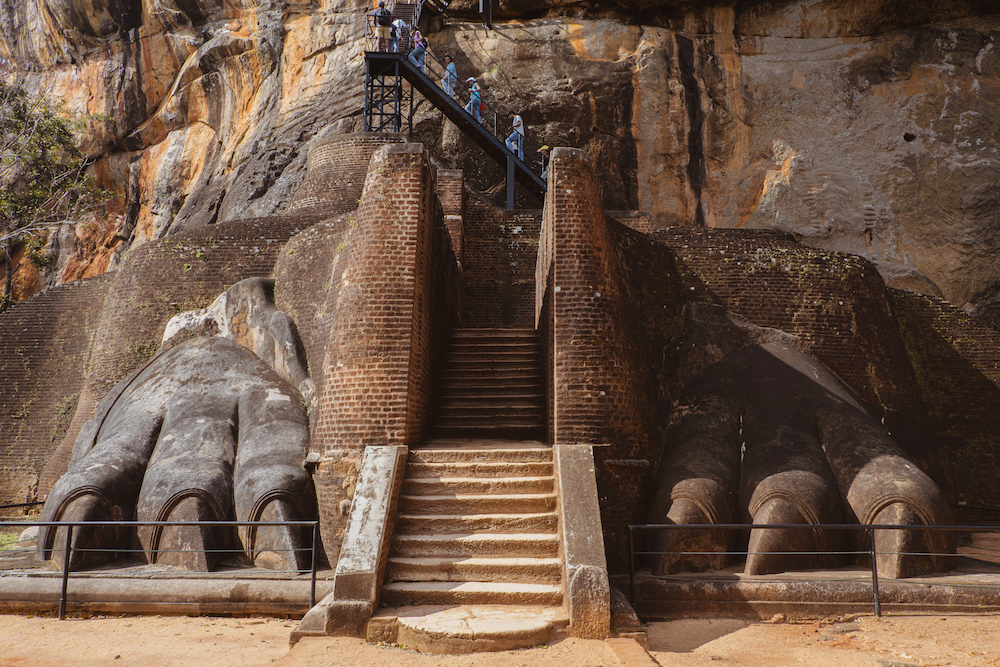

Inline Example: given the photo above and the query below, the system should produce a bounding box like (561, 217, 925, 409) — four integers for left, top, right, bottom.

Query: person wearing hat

(464, 77, 482, 123)
(373, 0, 392, 52)
(536, 145, 550, 179)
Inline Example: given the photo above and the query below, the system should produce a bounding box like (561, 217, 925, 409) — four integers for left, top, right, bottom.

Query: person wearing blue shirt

(441, 54, 458, 98)
(465, 77, 482, 123)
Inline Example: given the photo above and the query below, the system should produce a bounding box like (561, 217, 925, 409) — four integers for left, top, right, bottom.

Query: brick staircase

(432, 328, 545, 441)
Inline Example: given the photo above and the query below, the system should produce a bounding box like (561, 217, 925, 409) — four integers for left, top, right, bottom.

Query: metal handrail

(628, 522, 1000, 619)
(1, 519, 321, 619)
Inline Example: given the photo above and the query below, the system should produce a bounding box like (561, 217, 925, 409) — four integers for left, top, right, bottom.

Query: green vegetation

(1, 79, 109, 313)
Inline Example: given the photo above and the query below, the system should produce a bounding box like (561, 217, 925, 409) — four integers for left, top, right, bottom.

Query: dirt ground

(2, 613, 1000, 667)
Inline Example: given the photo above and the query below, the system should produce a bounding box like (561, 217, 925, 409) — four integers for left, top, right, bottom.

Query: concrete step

(385, 556, 562, 583)
(406, 461, 552, 478)
(438, 386, 543, 398)
(395, 512, 558, 533)
(398, 493, 556, 514)
(402, 476, 554, 495)
(381, 581, 563, 607)
(432, 424, 546, 440)
(391, 532, 560, 558)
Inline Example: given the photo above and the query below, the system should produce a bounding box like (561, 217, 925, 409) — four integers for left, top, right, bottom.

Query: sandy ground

(2, 613, 1000, 667)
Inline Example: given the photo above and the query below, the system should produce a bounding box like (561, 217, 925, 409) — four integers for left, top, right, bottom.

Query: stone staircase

(432, 328, 545, 441)
(371, 442, 567, 652)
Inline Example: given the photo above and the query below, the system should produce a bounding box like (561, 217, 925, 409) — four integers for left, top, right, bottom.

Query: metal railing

(628, 522, 1000, 618)
(0, 519, 320, 619)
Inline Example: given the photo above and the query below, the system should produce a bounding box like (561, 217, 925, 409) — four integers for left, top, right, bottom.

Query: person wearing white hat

(464, 77, 482, 123)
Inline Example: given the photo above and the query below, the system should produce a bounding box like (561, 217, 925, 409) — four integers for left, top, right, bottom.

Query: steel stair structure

(363, 1, 545, 206)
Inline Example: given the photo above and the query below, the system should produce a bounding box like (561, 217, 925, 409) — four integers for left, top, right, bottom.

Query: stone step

(432, 424, 546, 439)
(395, 512, 558, 533)
(391, 532, 560, 558)
(438, 386, 542, 398)
(398, 493, 557, 514)
(367, 605, 568, 655)
(410, 444, 551, 462)
(437, 399, 544, 412)
(380, 581, 563, 607)
(385, 556, 562, 583)
(402, 476, 554, 495)
(406, 461, 552, 478)
(450, 329, 539, 341)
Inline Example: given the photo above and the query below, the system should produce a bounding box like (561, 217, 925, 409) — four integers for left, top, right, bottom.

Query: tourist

(441, 54, 458, 98)
(390, 17, 407, 53)
(373, 0, 392, 52)
(408, 35, 427, 71)
(537, 145, 550, 179)
(465, 77, 482, 123)
(505, 111, 524, 160)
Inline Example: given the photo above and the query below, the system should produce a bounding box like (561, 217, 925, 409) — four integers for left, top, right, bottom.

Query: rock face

(3, 1, 1000, 318)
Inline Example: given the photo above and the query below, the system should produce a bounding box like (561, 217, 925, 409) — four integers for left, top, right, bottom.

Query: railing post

(59, 524, 73, 620)
(868, 527, 881, 617)
(309, 522, 318, 609)
(628, 525, 636, 605)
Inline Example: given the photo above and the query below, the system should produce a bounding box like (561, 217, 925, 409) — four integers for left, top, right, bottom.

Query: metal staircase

(362, 0, 545, 207)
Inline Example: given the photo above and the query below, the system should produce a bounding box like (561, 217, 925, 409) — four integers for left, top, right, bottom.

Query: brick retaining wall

(0, 276, 111, 508)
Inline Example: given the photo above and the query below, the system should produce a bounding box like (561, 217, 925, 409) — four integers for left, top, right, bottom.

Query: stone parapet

(293, 445, 408, 642)
(555, 444, 610, 639)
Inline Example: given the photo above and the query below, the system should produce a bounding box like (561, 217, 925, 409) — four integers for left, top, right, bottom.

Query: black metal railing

(628, 522, 1000, 618)
(0, 519, 320, 619)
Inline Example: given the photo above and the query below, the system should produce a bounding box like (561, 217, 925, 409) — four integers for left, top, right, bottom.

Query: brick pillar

(310, 143, 438, 565)
(436, 168, 464, 265)
(545, 147, 657, 570)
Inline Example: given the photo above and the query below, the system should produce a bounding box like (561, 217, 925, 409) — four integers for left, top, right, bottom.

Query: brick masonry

(889, 289, 1000, 517)
(0, 276, 111, 509)
(285, 133, 409, 217)
(306, 143, 460, 563)
(462, 193, 540, 328)
(540, 148, 659, 570)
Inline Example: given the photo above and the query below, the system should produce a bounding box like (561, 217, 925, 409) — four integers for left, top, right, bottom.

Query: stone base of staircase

(367, 604, 569, 654)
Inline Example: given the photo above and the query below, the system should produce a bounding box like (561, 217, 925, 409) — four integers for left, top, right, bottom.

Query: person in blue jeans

(408, 35, 427, 71)
(464, 77, 481, 123)
(505, 111, 524, 160)
(441, 54, 458, 98)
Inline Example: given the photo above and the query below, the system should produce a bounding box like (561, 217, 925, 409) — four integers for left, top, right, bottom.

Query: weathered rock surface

(2, 1, 1000, 313)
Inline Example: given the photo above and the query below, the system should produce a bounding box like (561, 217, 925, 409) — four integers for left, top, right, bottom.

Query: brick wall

(890, 289, 1000, 517)
(0, 276, 111, 508)
(542, 148, 659, 570)
(40, 215, 319, 496)
(462, 194, 540, 328)
(312, 143, 457, 453)
(285, 133, 409, 216)
(305, 143, 459, 564)
(437, 169, 464, 265)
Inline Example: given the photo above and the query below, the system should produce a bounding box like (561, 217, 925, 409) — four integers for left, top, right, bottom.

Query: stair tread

(395, 532, 558, 541)
(383, 581, 562, 592)
(387, 556, 561, 565)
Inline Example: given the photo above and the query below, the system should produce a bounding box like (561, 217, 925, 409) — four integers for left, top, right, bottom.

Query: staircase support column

(506, 156, 515, 210)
